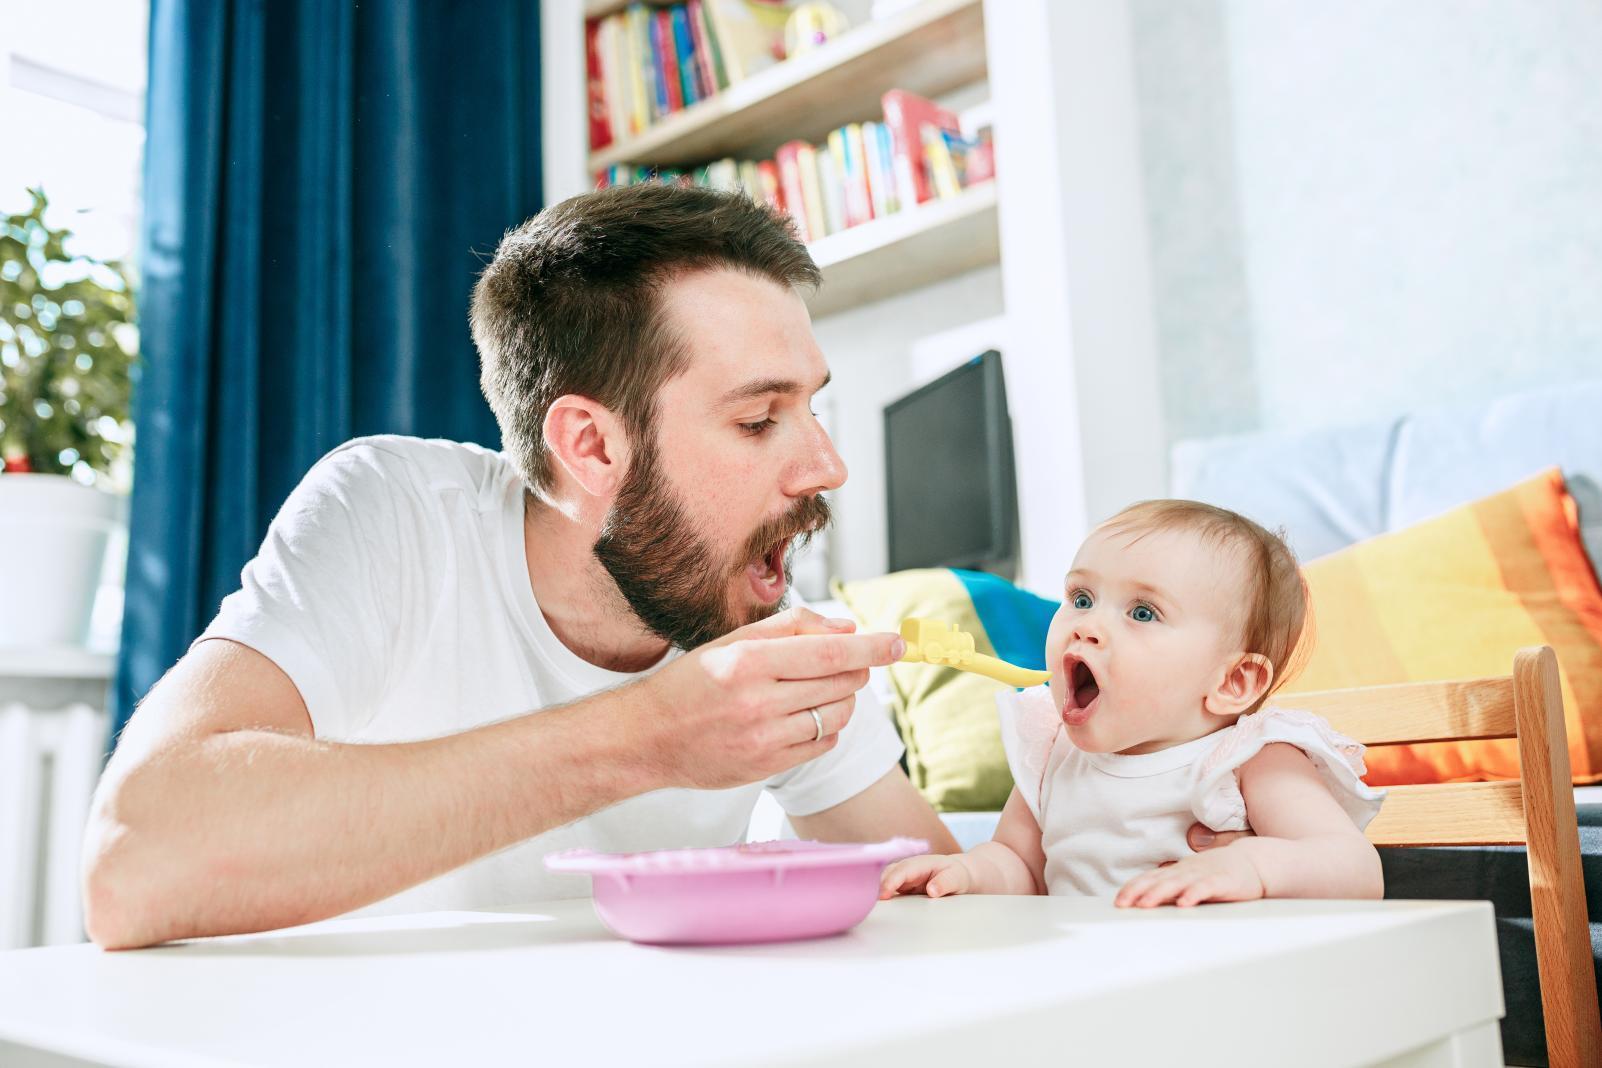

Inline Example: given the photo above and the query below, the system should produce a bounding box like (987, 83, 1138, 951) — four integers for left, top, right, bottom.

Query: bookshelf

(542, 1, 1168, 592)
(587, 0, 985, 171)
(555, 0, 998, 319)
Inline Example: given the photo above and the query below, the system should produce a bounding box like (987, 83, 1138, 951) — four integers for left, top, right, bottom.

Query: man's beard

(593, 439, 832, 651)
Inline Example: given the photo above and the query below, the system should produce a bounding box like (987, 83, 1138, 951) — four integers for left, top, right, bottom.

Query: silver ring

(809, 707, 825, 742)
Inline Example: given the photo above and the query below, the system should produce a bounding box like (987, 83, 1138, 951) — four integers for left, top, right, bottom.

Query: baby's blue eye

(1130, 604, 1157, 623)
(1071, 592, 1093, 610)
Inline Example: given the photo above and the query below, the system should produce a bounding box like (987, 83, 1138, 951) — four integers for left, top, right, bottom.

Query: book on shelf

(585, 19, 613, 151)
(880, 88, 961, 207)
(670, 7, 700, 107)
(594, 89, 995, 250)
(774, 141, 813, 241)
(587, 0, 785, 152)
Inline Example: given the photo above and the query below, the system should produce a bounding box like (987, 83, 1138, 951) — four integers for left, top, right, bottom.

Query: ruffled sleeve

(996, 685, 1064, 822)
(1190, 705, 1386, 833)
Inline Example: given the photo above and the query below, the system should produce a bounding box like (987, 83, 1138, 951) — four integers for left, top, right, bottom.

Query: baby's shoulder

(1199, 705, 1362, 777)
(1191, 705, 1386, 833)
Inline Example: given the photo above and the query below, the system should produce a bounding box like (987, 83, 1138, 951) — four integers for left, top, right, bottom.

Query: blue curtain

(116, 0, 542, 738)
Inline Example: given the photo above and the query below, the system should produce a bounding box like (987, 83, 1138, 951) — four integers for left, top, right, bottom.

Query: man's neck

(521, 490, 672, 674)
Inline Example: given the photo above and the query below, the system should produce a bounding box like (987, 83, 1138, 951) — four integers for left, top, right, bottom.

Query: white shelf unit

(587, 0, 986, 172)
(541, 0, 1168, 591)
(808, 180, 997, 318)
(547, 0, 997, 318)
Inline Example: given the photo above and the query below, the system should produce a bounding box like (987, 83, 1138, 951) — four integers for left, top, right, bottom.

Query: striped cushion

(1286, 468, 1602, 785)
(833, 568, 1056, 811)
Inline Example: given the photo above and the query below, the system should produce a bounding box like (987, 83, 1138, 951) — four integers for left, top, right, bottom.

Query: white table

(0, 896, 1504, 1067)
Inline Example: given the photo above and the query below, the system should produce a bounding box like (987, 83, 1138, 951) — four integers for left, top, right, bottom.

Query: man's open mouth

(745, 535, 792, 605)
(1061, 654, 1101, 725)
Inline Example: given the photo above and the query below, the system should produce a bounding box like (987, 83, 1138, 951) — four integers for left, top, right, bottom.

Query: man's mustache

(739, 494, 832, 566)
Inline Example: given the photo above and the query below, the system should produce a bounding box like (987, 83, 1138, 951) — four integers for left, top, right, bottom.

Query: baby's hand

(1115, 846, 1265, 908)
(879, 853, 975, 899)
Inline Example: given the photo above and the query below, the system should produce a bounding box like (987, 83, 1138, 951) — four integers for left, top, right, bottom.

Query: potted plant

(0, 188, 138, 650)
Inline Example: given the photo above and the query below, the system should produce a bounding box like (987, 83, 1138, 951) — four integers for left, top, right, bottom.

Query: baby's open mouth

(1062, 655, 1101, 725)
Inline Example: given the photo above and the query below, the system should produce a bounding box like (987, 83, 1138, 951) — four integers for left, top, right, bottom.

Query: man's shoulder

(310, 435, 521, 505)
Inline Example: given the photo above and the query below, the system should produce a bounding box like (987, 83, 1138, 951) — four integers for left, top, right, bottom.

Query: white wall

(1133, 0, 1602, 444)
(812, 265, 1005, 585)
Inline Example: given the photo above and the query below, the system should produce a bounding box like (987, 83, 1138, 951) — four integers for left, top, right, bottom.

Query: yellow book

(702, 0, 781, 84)
(797, 142, 828, 241)
(626, 6, 653, 129)
(846, 122, 872, 223)
(738, 160, 763, 202)
(922, 124, 962, 200)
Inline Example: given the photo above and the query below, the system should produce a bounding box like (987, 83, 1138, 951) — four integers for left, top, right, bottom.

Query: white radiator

(0, 652, 111, 950)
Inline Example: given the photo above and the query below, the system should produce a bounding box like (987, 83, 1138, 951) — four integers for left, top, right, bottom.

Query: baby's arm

(1117, 743, 1383, 907)
(880, 787, 1047, 898)
(1231, 742, 1384, 898)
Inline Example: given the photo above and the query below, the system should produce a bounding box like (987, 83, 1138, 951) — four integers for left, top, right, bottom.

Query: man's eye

(1130, 603, 1158, 623)
(1071, 591, 1093, 610)
(739, 418, 777, 435)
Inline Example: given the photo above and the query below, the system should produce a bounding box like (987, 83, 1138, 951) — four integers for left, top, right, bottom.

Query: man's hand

(880, 853, 977, 899)
(633, 606, 905, 790)
(1185, 823, 1253, 853)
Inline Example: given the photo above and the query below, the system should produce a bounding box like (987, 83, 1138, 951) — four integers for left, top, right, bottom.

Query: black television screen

(883, 350, 1018, 575)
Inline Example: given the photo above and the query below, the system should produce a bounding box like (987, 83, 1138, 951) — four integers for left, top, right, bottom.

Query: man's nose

(797, 420, 847, 495)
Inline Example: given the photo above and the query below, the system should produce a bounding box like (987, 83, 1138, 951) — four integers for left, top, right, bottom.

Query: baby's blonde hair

(1099, 499, 1311, 714)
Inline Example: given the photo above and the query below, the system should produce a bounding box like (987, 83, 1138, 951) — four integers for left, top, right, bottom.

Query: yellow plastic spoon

(896, 618, 1051, 688)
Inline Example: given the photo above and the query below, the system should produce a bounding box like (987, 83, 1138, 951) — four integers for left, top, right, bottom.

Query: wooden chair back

(1289, 646, 1601, 1068)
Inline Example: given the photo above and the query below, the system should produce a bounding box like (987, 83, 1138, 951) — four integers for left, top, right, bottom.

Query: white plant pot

(0, 474, 125, 650)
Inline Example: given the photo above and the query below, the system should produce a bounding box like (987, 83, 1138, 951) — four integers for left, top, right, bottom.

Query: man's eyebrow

(715, 372, 831, 410)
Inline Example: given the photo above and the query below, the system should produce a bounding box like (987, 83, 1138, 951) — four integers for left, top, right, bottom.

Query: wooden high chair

(1290, 646, 1601, 1068)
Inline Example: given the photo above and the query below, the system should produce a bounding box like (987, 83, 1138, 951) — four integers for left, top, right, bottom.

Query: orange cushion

(1284, 468, 1602, 785)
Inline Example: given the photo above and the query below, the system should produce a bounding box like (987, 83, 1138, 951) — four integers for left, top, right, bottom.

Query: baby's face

(1044, 524, 1248, 755)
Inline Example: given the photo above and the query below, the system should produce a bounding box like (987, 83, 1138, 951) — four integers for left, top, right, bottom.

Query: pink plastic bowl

(544, 838, 929, 945)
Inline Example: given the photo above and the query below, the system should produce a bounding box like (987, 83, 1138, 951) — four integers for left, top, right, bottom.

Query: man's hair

(1100, 499, 1312, 713)
(470, 183, 821, 491)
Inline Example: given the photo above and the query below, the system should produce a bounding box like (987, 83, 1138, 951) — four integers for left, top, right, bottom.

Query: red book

(654, 10, 684, 113)
(585, 19, 612, 150)
(774, 141, 813, 242)
(880, 89, 960, 206)
(686, 0, 718, 100)
(757, 159, 784, 212)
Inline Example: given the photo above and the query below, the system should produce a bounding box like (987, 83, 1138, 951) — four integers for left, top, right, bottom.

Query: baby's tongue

(1075, 676, 1100, 708)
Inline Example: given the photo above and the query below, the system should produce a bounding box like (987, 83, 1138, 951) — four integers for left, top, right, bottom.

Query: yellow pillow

(832, 568, 1057, 811)
(1286, 468, 1602, 785)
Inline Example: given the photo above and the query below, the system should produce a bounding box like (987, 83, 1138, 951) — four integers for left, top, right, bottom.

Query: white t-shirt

(198, 435, 903, 915)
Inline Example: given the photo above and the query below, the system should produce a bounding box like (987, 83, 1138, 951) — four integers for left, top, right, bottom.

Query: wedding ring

(810, 707, 825, 742)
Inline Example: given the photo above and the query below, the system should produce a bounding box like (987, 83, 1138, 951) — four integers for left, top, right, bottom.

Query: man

(82, 184, 958, 949)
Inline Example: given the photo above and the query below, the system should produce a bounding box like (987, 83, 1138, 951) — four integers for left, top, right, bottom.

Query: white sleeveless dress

(996, 686, 1386, 897)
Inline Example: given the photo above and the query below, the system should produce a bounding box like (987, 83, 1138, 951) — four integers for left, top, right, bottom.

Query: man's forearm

(84, 687, 666, 948)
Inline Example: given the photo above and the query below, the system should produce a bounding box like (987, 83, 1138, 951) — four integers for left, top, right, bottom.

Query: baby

(881, 500, 1385, 907)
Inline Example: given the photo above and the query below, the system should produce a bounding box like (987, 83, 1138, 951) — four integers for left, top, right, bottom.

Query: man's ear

(542, 395, 630, 498)
(1204, 653, 1274, 719)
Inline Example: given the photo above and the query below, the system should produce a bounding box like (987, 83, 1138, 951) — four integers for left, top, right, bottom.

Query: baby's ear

(1204, 653, 1274, 719)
